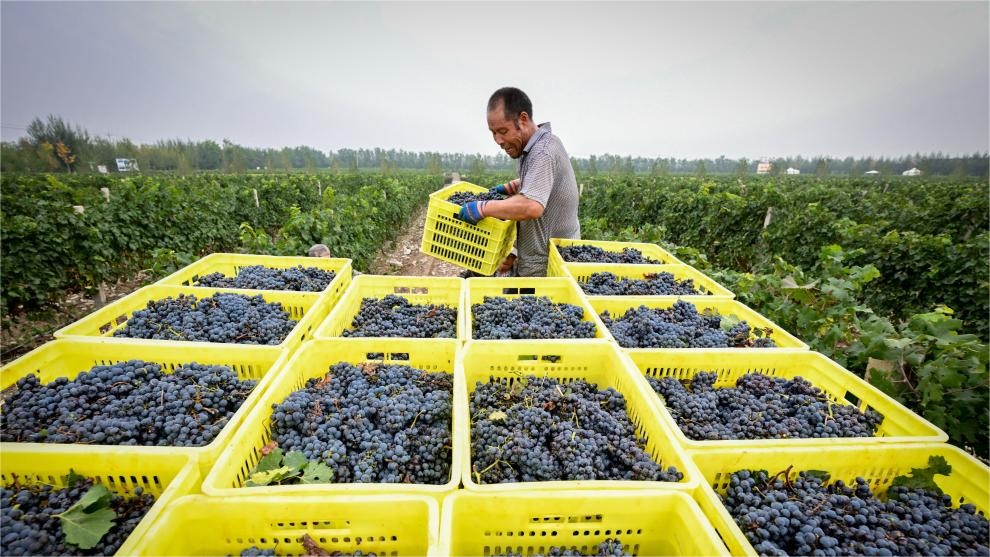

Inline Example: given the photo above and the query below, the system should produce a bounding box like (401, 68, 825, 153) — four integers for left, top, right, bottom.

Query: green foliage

(56, 484, 116, 550)
(246, 448, 334, 486)
(891, 456, 952, 495)
(0, 173, 437, 312)
(707, 246, 989, 458)
(579, 174, 990, 337)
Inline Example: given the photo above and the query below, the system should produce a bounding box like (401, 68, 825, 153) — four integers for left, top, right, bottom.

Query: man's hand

(456, 200, 488, 225)
(491, 181, 520, 196)
(497, 253, 517, 273)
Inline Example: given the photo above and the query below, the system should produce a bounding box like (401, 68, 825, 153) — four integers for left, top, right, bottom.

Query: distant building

(786, 167, 800, 175)
(756, 159, 772, 175)
(865, 170, 880, 175)
(902, 167, 922, 176)
(115, 158, 139, 172)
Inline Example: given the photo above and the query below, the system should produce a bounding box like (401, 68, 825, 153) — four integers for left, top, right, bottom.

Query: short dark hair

(488, 87, 533, 121)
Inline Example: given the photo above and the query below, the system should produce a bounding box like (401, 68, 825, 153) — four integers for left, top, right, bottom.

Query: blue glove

(491, 181, 520, 196)
(457, 200, 488, 225)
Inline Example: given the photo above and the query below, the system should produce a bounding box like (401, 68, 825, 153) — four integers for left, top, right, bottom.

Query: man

(457, 87, 580, 277)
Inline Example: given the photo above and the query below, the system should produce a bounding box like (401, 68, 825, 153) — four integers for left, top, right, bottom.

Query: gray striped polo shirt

(514, 122, 581, 276)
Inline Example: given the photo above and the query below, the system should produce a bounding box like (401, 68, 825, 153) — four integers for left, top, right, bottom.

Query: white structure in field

(902, 167, 922, 176)
(115, 158, 139, 172)
(756, 159, 772, 174)
(786, 167, 801, 175)
(865, 170, 880, 175)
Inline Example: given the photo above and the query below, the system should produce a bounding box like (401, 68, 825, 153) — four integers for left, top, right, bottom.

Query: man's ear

(517, 111, 531, 125)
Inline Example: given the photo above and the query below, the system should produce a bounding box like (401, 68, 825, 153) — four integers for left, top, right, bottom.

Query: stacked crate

(545, 237, 989, 557)
(3, 237, 987, 557)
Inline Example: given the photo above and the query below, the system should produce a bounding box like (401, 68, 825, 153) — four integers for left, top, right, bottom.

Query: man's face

(487, 105, 528, 159)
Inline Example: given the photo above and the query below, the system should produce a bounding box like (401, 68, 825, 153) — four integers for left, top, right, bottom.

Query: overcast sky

(1, 1, 987, 159)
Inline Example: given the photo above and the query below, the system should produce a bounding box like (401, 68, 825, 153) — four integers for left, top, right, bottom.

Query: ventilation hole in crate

(519, 288, 536, 295)
(389, 353, 410, 361)
(844, 392, 861, 406)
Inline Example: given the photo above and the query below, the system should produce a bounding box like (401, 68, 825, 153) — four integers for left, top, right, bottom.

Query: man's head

(308, 244, 332, 258)
(487, 87, 537, 159)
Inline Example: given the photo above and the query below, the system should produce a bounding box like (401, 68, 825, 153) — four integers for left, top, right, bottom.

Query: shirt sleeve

(519, 149, 555, 208)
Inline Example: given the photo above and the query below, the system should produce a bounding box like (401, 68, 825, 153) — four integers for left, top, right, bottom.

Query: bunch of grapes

(472, 296, 597, 339)
(342, 295, 457, 338)
(649, 372, 883, 440)
(558, 245, 661, 264)
(723, 469, 989, 556)
(470, 375, 682, 484)
(113, 293, 297, 345)
(600, 300, 776, 348)
(579, 271, 705, 296)
(446, 190, 507, 205)
(195, 265, 337, 292)
(1, 360, 257, 447)
(1, 478, 155, 556)
(269, 362, 453, 484)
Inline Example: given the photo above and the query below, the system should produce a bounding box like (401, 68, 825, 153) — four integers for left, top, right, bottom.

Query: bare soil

(368, 203, 462, 277)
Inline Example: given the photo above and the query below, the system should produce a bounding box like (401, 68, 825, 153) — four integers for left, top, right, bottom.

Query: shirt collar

(522, 122, 552, 154)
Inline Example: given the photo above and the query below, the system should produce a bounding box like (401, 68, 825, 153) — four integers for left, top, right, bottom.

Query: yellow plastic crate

(439, 490, 729, 557)
(53, 284, 323, 352)
(131, 494, 439, 556)
(314, 274, 464, 342)
(156, 252, 352, 298)
(692, 444, 990, 557)
(622, 350, 947, 451)
(590, 297, 809, 350)
(202, 338, 461, 500)
(564, 263, 735, 299)
(0, 444, 199, 556)
(0, 338, 286, 475)
(457, 341, 698, 492)
(548, 239, 682, 278)
(463, 277, 611, 342)
(421, 182, 517, 276)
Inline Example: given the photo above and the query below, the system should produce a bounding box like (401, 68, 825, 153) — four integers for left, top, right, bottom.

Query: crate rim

(563, 262, 736, 299)
(201, 337, 462, 499)
(691, 443, 990, 557)
(0, 444, 200, 556)
(313, 274, 465, 341)
(618, 349, 948, 450)
(456, 340, 701, 493)
(591, 296, 809, 350)
(0, 338, 289, 467)
(53, 284, 323, 351)
(463, 276, 613, 344)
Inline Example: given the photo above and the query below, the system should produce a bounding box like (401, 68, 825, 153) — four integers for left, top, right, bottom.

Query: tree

(736, 158, 749, 176)
(815, 158, 828, 177)
(588, 155, 598, 176)
(176, 153, 195, 175)
(426, 154, 442, 175)
(330, 155, 342, 175)
(469, 155, 485, 177)
(26, 115, 90, 172)
(695, 161, 706, 178)
(54, 140, 77, 172)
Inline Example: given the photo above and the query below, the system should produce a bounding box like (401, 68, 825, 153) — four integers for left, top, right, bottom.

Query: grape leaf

(720, 314, 742, 332)
(253, 448, 284, 474)
(488, 410, 508, 422)
(246, 466, 297, 487)
(57, 485, 117, 550)
(890, 455, 952, 495)
(64, 469, 87, 488)
(300, 461, 335, 484)
(283, 450, 309, 471)
(805, 470, 831, 481)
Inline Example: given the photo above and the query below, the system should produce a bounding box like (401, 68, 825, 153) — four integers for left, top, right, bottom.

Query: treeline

(2, 114, 987, 177)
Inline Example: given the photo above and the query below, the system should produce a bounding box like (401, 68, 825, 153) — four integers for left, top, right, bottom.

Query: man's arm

(482, 194, 544, 221)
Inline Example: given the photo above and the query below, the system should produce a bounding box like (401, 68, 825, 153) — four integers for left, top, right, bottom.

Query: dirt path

(368, 203, 463, 277)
